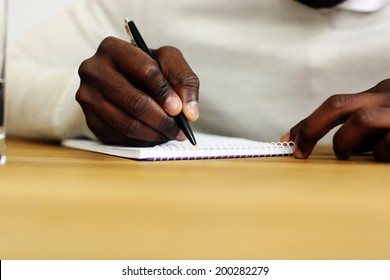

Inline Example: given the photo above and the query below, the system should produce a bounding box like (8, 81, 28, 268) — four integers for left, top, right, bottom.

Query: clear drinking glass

(0, 0, 7, 165)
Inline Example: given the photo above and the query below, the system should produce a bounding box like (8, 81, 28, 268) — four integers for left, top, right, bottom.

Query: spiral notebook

(62, 133, 294, 161)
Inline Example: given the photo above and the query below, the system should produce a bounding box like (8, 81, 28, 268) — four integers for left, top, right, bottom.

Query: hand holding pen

(76, 22, 199, 146)
(124, 19, 197, 146)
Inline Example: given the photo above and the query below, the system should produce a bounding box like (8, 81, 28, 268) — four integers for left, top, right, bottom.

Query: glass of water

(0, 0, 7, 165)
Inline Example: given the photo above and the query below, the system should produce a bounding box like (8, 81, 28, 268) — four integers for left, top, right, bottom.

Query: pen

(124, 18, 197, 146)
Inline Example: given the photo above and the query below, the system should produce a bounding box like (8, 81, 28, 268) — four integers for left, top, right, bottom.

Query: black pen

(124, 18, 197, 146)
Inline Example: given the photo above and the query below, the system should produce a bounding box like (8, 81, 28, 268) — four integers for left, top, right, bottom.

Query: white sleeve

(6, 58, 94, 140)
(6, 0, 127, 140)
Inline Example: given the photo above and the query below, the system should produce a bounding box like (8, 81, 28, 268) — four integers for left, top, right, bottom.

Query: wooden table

(0, 138, 389, 259)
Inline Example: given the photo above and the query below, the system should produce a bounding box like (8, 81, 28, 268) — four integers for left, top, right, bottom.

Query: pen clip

(124, 18, 138, 47)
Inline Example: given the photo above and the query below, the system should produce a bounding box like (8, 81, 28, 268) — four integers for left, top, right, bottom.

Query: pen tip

(190, 139, 197, 147)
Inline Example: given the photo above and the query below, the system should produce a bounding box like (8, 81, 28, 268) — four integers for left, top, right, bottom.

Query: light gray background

(9, 0, 80, 43)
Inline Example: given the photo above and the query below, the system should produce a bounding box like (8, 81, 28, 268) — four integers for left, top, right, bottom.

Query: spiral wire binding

(152, 141, 294, 161)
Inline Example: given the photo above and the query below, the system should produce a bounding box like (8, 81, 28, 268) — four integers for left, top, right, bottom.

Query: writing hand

(281, 79, 390, 162)
(76, 37, 199, 146)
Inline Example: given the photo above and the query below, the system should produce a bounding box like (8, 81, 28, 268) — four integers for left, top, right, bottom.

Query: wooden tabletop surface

(1, 138, 389, 259)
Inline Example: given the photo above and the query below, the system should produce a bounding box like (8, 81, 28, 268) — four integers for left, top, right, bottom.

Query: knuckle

(78, 56, 106, 82)
(375, 78, 390, 89)
(157, 46, 181, 59)
(141, 61, 170, 100)
(141, 60, 161, 81)
(159, 46, 200, 90)
(75, 86, 91, 105)
(172, 70, 200, 90)
(124, 119, 142, 138)
(324, 94, 350, 112)
(351, 108, 377, 128)
(97, 36, 118, 54)
(141, 61, 172, 100)
(152, 81, 171, 101)
(125, 93, 149, 118)
(78, 58, 94, 78)
(161, 45, 180, 53)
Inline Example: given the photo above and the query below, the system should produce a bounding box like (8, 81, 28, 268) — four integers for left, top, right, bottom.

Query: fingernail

(186, 101, 199, 118)
(164, 96, 181, 114)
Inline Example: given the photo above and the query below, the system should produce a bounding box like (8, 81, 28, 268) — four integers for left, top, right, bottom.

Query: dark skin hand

(76, 37, 199, 146)
(281, 79, 390, 162)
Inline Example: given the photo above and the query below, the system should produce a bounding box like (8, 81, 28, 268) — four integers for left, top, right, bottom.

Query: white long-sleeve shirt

(6, 0, 390, 142)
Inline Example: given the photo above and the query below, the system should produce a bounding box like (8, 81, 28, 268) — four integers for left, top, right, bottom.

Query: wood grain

(1, 138, 389, 259)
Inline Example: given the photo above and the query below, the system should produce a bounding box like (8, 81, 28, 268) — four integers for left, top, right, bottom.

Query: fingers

(280, 119, 304, 142)
(96, 37, 182, 116)
(76, 37, 199, 146)
(98, 37, 199, 119)
(361, 79, 390, 93)
(333, 107, 390, 160)
(154, 47, 200, 121)
(81, 109, 165, 147)
(78, 57, 179, 139)
(77, 84, 177, 146)
(373, 132, 390, 162)
(288, 92, 389, 159)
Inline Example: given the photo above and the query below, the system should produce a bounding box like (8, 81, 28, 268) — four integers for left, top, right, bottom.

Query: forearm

(6, 59, 94, 140)
(5, 0, 123, 140)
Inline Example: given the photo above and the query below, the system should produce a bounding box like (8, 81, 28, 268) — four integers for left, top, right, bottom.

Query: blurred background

(9, 0, 80, 43)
